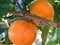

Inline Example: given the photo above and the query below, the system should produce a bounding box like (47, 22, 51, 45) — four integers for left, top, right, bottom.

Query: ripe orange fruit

(29, 0, 54, 25)
(8, 20, 36, 45)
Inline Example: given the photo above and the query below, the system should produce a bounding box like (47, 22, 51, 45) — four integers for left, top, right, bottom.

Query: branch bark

(7, 10, 60, 30)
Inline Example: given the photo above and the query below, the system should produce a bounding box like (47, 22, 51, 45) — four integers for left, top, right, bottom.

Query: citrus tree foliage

(0, 0, 60, 45)
(0, 0, 10, 19)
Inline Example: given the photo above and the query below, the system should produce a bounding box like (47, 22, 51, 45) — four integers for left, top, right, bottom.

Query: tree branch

(7, 10, 60, 30)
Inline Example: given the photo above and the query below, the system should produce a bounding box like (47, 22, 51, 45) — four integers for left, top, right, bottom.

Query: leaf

(53, 2, 60, 24)
(49, 26, 56, 36)
(46, 27, 57, 45)
(55, 37, 60, 44)
(47, 0, 56, 8)
(9, 3, 15, 10)
(5, 29, 11, 45)
(0, 28, 8, 34)
(0, 0, 10, 19)
(53, 2, 60, 44)
(36, 26, 43, 31)
(0, 8, 7, 19)
(0, 0, 10, 4)
(42, 26, 49, 45)
(0, 28, 8, 44)
(47, 0, 55, 4)
(22, 0, 33, 9)
(47, 41, 57, 45)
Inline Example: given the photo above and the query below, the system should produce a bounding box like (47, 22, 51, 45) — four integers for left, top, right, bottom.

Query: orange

(29, 0, 54, 25)
(8, 20, 36, 45)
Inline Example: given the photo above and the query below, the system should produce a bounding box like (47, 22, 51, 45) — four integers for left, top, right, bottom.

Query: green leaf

(53, 2, 60, 24)
(46, 27, 57, 45)
(0, 8, 7, 19)
(55, 38, 60, 44)
(23, 0, 33, 9)
(42, 26, 49, 45)
(36, 26, 43, 31)
(47, 0, 55, 5)
(47, 41, 57, 45)
(0, 0, 10, 19)
(9, 4, 15, 10)
(0, 28, 8, 34)
(5, 29, 11, 45)
(0, 3, 10, 9)
(47, 0, 55, 2)
(0, 0, 10, 4)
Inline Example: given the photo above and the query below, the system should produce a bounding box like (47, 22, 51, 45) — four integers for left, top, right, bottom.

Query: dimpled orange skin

(30, 0, 54, 25)
(8, 20, 36, 45)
